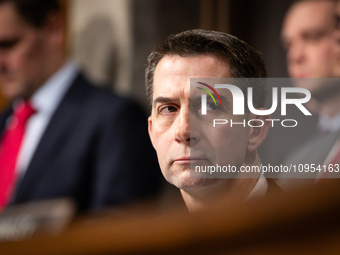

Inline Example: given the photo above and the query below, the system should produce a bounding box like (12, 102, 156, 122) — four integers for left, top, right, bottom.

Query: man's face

(148, 55, 252, 192)
(0, 2, 50, 100)
(281, 1, 336, 80)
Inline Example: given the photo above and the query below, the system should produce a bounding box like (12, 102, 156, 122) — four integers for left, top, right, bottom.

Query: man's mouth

(173, 157, 207, 164)
(292, 72, 308, 79)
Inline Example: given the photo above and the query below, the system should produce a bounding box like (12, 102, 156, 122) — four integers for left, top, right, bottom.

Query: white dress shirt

(318, 113, 340, 134)
(14, 61, 79, 180)
(246, 174, 268, 200)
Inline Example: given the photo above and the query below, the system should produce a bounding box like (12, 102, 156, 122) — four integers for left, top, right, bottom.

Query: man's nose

(174, 108, 200, 147)
(287, 41, 305, 65)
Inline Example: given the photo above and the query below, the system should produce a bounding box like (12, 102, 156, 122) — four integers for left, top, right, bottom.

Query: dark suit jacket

(0, 72, 163, 213)
(277, 130, 340, 190)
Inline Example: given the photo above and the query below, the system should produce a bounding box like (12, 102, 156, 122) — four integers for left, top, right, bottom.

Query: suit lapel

(14, 73, 90, 201)
(300, 131, 340, 165)
(0, 108, 13, 136)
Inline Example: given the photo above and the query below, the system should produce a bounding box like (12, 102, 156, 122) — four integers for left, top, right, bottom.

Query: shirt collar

(30, 61, 79, 115)
(318, 113, 340, 133)
(246, 174, 268, 200)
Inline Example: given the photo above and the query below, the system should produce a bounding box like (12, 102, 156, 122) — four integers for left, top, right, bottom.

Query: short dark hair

(145, 29, 268, 107)
(0, 0, 60, 27)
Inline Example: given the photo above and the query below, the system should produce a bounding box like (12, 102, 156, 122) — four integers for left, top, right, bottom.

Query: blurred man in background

(281, 0, 339, 119)
(279, 0, 340, 189)
(281, 0, 336, 79)
(0, 0, 162, 213)
(145, 29, 279, 212)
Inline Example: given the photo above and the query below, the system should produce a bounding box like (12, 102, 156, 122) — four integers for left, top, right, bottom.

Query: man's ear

(247, 112, 271, 152)
(43, 12, 64, 50)
(148, 116, 155, 149)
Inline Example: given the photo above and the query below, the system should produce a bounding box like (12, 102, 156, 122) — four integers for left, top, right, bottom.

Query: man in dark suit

(277, 0, 340, 189)
(145, 29, 276, 212)
(0, 0, 162, 213)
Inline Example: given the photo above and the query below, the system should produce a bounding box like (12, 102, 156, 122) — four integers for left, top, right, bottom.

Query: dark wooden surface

(1, 179, 340, 255)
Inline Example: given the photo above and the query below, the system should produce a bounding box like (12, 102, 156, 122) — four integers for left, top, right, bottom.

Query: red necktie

(0, 101, 36, 210)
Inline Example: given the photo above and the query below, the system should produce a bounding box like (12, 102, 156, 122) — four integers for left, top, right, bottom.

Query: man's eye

(159, 105, 178, 114)
(303, 31, 327, 43)
(194, 101, 222, 115)
(306, 34, 321, 42)
(207, 102, 218, 111)
(336, 14, 340, 30)
(0, 39, 20, 50)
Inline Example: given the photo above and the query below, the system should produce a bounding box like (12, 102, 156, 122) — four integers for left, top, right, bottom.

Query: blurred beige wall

(67, 0, 133, 96)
